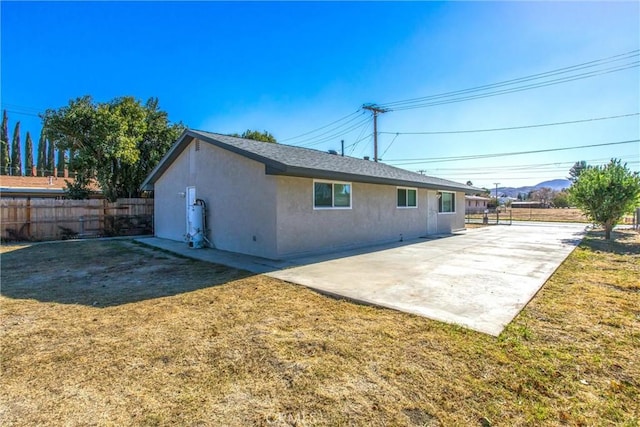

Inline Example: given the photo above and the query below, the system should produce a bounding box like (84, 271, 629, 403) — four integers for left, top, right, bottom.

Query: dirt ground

(0, 239, 248, 307)
(1, 234, 638, 426)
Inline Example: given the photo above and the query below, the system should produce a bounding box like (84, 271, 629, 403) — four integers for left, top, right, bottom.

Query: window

(397, 187, 417, 208)
(314, 181, 351, 209)
(438, 191, 455, 213)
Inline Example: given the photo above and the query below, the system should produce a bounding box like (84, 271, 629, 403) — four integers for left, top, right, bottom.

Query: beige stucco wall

(154, 139, 278, 258)
(275, 176, 435, 258)
(429, 191, 466, 233)
(154, 139, 465, 259)
(154, 147, 190, 242)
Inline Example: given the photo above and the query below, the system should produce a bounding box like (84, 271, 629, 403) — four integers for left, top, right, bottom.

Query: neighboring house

(0, 176, 102, 199)
(141, 129, 478, 260)
(511, 201, 547, 209)
(465, 195, 491, 213)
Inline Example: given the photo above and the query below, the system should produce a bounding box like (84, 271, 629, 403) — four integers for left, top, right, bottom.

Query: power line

(379, 112, 639, 136)
(3, 109, 41, 118)
(347, 121, 372, 155)
(420, 155, 639, 172)
(386, 139, 639, 166)
(380, 133, 400, 159)
(1, 103, 44, 113)
(279, 109, 362, 142)
(378, 50, 639, 110)
(296, 116, 371, 148)
(382, 62, 639, 111)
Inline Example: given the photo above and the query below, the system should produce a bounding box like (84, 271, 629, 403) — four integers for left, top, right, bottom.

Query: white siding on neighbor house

(154, 139, 279, 258)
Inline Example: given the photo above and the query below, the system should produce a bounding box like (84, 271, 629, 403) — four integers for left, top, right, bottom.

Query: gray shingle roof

(141, 129, 478, 193)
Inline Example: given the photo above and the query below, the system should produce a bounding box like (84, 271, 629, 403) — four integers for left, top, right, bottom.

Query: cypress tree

(37, 130, 47, 176)
(57, 147, 66, 176)
(68, 149, 77, 177)
(11, 121, 22, 176)
(25, 131, 34, 176)
(0, 110, 9, 175)
(47, 137, 55, 175)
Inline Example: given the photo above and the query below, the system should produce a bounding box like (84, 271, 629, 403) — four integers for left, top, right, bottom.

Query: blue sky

(1, 1, 638, 189)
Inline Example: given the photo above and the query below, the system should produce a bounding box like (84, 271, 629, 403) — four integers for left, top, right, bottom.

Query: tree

(36, 130, 47, 176)
(529, 187, 555, 207)
(11, 122, 22, 175)
(552, 190, 570, 208)
(231, 129, 277, 143)
(25, 132, 34, 175)
(47, 135, 55, 176)
(1, 110, 10, 175)
(569, 160, 588, 183)
(42, 95, 184, 201)
(569, 159, 640, 240)
(57, 147, 66, 176)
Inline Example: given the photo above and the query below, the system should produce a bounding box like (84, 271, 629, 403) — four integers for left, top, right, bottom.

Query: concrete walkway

(139, 222, 585, 336)
(268, 222, 585, 336)
(136, 236, 297, 274)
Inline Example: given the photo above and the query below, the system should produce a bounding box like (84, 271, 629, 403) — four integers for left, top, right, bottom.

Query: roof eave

(141, 129, 194, 191)
(265, 166, 474, 193)
(140, 130, 290, 191)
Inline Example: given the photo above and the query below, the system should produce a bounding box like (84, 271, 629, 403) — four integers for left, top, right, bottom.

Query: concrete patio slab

(136, 236, 296, 274)
(138, 222, 585, 336)
(266, 222, 585, 336)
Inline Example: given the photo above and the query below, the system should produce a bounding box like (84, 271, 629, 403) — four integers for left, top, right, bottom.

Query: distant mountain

(491, 179, 571, 197)
(535, 179, 572, 191)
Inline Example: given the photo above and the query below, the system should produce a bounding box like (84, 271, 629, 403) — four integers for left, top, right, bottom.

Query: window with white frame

(314, 180, 351, 209)
(397, 187, 417, 208)
(438, 191, 455, 213)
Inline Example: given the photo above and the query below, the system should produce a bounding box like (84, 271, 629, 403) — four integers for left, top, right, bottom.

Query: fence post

(26, 197, 32, 239)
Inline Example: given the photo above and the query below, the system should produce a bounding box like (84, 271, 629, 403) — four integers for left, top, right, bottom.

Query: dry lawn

(508, 207, 589, 223)
(1, 232, 639, 426)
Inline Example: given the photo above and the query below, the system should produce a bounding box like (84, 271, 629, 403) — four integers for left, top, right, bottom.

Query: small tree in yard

(552, 190, 570, 208)
(569, 159, 640, 240)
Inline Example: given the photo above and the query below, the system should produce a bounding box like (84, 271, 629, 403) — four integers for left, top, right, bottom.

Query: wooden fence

(1, 198, 153, 242)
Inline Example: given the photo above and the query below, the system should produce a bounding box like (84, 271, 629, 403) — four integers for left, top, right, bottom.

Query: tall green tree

(36, 130, 47, 176)
(11, 122, 22, 176)
(1, 110, 10, 175)
(569, 159, 640, 240)
(569, 160, 588, 183)
(231, 129, 277, 143)
(47, 136, 55, 175)
(551, 190, 570, 208)
(57, 147, 66, 176)
(42, 95, 184, 201)
(24, 132, 34, 175)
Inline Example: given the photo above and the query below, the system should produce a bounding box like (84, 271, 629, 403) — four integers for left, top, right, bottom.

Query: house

(511, 201, 547, 209)
(141, 129, 478, 260)
(0, 175, 102, 199)
(465, 195, 491, 213)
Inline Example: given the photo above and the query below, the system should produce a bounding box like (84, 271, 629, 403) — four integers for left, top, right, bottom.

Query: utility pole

(417, 169, 427, 175)
(494, 182, 500, 224)
(362, 103, 389, 162)
(341, 139, 344, 157)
